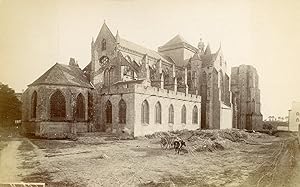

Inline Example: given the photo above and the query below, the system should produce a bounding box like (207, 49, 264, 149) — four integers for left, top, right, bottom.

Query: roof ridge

(162, 34, 188, 47)
(119, 37, 172, 64)
(120, 37, 157, 53)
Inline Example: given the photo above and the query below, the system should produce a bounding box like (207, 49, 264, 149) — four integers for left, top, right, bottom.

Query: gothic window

(102, 39, 106, 51)
(109, 67, 115, 84)
(297, 112, 299, 116)
(75, 93, 85, 120)
(105, 100, 112, 123)
(296, 118, 299, 122)
(104, 68, 110, 86)
(88, 92, 93, 121)
(50, 90, 66, 121)
(155, 101, 162, 124)
(181, 105, 186, 124)
(141, 100, 149, 124)
(168, 104, 174, 124)
(192, 105, 198, 124)
(119, 99, 126, 124)
(31, 91, 37, 119)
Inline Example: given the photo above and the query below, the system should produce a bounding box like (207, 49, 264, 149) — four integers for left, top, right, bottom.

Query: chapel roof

(30, 63, 93, 88)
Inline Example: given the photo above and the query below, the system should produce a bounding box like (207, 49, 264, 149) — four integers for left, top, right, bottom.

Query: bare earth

(0, 131, 299, 187)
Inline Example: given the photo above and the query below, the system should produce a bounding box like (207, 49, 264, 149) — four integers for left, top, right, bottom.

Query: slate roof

(119, 38, 172, 64)
(30, 63, 93, 88)
(162, 34, 188, 46)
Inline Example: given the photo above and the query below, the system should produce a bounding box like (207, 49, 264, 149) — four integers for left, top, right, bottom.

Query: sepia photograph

(0, 0, 300, 186)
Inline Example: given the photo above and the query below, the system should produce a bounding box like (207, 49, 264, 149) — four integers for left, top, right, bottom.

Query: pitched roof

(95, 22, 116, 45)
(162, 34, 188, 46)
(30, 63, 93, 88)
(119, 38, 172, 63)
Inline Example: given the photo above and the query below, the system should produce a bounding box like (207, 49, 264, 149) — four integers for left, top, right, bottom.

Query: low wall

(22, 121, 89, 138)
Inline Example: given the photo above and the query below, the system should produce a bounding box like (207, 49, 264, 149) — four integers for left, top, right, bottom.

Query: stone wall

(231, 65, 262, 130)
(22, 84, 92, 137)
(220, 103, 233, 129)
(133, 84, 201, 136)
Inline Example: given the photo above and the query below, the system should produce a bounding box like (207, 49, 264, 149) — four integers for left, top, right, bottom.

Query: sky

(0, 0, 299, 119)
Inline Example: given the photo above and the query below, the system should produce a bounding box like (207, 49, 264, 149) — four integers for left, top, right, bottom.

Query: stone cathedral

(22, 22, 232, 138)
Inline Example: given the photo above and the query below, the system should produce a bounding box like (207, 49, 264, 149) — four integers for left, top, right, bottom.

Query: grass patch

(30, 139, 76, 153)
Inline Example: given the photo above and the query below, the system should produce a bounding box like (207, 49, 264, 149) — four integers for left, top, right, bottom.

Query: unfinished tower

(231, 65, 263, 130)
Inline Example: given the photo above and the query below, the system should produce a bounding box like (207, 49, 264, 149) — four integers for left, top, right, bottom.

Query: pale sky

(0, 0, 299, 119)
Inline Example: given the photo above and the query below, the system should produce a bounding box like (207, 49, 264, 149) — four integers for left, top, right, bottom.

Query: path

(0, 140, 21, 183)
(287, 146, 300, 187)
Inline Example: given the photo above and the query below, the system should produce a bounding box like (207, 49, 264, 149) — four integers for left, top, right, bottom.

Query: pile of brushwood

(146, 129, 268, 152)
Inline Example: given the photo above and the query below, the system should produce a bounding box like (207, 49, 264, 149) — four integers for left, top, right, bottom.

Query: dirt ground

(0, 129, 299, 187)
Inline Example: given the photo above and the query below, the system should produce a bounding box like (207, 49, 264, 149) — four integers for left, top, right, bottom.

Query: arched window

(104, 69, 109, 86)
(155, 102, 162, 124)
(105, 100, 112, 123)
(119, 99, 126, 124)
(75, 93, 85, 120)
(141, 100, 149, 124)
(88, 92, 93, 121)
(297, 112, 300, 116)
(168, 104, 174, 124)
(31, 91, 37, 119)
(181, 105, 186, 124)
(192, 105, 198, 124)
(109, 67, 115, 84)
(102, 39, 106, 51)
(296, 118, 299, 122)
(50, 90, 66, 121)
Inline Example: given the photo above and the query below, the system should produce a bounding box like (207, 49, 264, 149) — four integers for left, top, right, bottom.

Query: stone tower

(231, 65, 263, 130)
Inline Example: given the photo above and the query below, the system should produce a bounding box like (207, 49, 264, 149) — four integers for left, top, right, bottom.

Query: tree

(0, 83, 22, 126)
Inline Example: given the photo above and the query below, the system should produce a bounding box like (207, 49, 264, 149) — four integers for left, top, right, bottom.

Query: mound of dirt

(149, 129, 270, 152)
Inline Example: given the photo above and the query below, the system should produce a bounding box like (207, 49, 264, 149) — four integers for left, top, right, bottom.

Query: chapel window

(102, 39, 106, 51)
(141, 100, 149, 124)
(75, 93, 85, 121)
(50, 90, 66, 121)
(119, 99, 126, 124)
(168, 104, 174, 124)
(192, 105, 198, 124)
(155, 101, 162, 124)
(31, 91, 37, 119)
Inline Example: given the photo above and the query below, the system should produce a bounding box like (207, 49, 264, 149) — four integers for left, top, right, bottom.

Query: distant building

(231, 65, 263, 130)
(288, 101, 300, 131)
